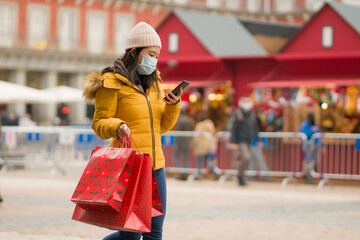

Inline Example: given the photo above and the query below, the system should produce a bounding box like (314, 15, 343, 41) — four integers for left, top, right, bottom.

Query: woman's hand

(117, 123, 131, 139)
(163, 88, 183, 105)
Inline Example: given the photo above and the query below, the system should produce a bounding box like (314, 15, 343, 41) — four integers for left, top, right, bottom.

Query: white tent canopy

(0, 80, 48, 104)
(41, 86, 84, 103)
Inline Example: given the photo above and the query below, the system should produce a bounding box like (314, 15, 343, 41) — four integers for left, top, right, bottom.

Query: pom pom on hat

(125, 22, 162, 50)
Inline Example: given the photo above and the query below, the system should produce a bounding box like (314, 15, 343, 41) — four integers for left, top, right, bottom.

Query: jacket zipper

(145, 94, 156, 168)
(113, 74, 156, 168)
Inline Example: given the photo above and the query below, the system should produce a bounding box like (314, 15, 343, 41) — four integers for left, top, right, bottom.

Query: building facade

(119, 0, 359, 23)
(1, 0, 359, 125)
(0, 0, 168, 125)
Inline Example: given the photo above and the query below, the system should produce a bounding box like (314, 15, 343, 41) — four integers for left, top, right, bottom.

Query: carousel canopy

(41, 86, 84, 103)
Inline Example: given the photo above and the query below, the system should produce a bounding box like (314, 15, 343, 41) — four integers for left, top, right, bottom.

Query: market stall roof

(249, 78, 360, 88)
(0, 80, 48, 104)
(172, 9, 267, 56)
(156, 8, 267, 84)
(328, 1, 360, 34)
(280, 2, 360, 53)
(240, 19, 301, 39)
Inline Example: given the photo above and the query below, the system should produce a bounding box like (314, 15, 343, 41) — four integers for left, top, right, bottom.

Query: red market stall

(156, 8, 267, 129)
(245, 2, 360, 133)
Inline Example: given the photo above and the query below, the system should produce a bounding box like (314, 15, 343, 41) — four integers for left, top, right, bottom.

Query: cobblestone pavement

(0, 163, 360, 240)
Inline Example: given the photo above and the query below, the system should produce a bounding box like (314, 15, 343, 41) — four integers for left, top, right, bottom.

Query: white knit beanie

(125, 22, 162, 50)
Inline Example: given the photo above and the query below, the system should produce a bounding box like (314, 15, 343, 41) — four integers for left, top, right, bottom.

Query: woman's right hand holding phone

(164, 88, 183, 105)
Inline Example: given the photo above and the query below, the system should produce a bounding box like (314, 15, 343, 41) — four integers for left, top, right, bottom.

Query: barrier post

(311, 133, 360, 189)
(215, 131, 308, 187)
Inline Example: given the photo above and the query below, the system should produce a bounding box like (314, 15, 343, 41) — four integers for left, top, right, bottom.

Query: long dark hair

(121, 48, 159, 94)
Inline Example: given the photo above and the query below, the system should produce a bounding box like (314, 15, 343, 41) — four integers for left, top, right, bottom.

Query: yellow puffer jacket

(83, 71, 181, 170)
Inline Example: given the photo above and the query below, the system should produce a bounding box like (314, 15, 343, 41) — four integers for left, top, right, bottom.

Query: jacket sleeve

(158, 83, 181, 134)
(160, 101, 181, 134)
(92, 86, 126, 140)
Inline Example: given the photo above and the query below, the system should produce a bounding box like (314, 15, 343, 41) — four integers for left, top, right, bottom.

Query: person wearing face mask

(229, 97, 260, 186)
(300, 113, 320, 184)
(83, 22, 182, 240)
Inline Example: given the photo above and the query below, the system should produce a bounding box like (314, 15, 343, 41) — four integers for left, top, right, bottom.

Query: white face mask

(137, 53, 157, 75)
(241, 101, 254, 112)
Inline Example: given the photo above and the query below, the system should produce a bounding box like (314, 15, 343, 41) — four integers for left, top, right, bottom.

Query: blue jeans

(103, 168, 167, 240)
(249, 146, 268, 172)
(196, 154, 217, 176)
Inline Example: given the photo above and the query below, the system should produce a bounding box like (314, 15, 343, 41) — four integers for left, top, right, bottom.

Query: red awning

(249, 79, 360, 88)
(274, 51, 360, 61)
(162, 80, 224, 88)
(159, 55, 222, 63)
(158, 55, 231, 82)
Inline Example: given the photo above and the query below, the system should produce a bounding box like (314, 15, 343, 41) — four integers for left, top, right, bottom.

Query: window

(58, 8, 79, 51)
(322, 26, 333, 48)
(28, 4, 50, 49)
(275, 0, 294, 13)
(27, 71, 42, 89)
(58, 73, 72, 86)
(87, 10, 107, 54)
(305, 0, 326, 11)
(0, 2, 17, 47)
(207, 0, 222, 8)
(226, 0, 241, 10)
(0, 70, 10, 81)
(114, 13, 134, 54)
(247, 0, 261, 13)
(168, 33, 179, 53)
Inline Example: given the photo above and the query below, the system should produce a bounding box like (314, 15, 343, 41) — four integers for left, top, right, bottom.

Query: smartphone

(164, 80, 190, 100)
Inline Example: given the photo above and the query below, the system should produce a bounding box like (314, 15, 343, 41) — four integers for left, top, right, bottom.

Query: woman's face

(137, 46, 160, 64)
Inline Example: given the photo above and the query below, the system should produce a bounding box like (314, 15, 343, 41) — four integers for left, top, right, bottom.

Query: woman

(83, 22, 182, 240)
(192, 112, 218, 178)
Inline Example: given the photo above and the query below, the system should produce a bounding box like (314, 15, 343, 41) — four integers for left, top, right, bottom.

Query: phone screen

(164, 80, 190, 100)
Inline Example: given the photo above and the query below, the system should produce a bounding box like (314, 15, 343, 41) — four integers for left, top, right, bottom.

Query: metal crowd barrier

(216, 131, 308, 187)
(0, 126, 108, 174)
(310, 133, 360, 189)
(162, 131, 219, 183)
(2, 127, 359, 188)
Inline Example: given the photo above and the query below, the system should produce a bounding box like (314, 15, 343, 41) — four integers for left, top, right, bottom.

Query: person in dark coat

(229, 97, 260, 186)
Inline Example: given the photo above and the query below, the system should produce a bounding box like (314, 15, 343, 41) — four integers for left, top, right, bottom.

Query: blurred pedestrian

(300, 113, 320, 184)
(1, 111, 19, 126)
(83, 22, 182, 240)
(173, 106, 195, 180)
(7, 112, 19, 126)
(192, 112, 218, 179)
(229, 96, 261, 186)
(248, 108, 269, 181)
(19, 113, 36, 126)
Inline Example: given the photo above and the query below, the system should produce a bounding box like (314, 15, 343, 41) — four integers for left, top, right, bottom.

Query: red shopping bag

(71, 144, 136, 212)
(72, 150, 163, 233)
(151, 170, 164, 217)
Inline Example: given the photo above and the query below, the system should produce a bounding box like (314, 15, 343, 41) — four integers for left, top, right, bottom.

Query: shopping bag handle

(110, 135, 139, 152)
